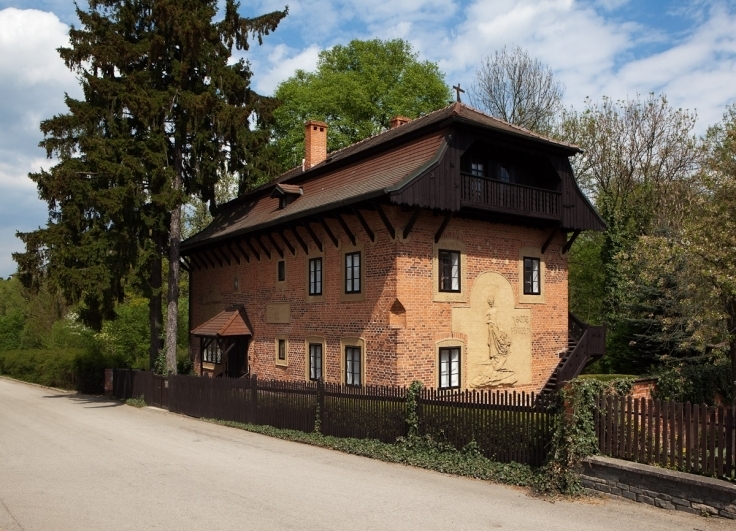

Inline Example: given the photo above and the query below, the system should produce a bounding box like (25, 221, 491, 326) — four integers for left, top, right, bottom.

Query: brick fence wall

(581, 455, 736, 519)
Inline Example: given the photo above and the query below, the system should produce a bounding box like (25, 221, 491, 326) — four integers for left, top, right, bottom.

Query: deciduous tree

(468, 45, 563, 134)
(272, 39, 451, 170)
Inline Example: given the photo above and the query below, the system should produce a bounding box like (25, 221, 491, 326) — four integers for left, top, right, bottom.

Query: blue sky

(1, 0, 735, 278)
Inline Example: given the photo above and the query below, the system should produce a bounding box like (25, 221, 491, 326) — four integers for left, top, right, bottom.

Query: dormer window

(271, 183, 303, 209)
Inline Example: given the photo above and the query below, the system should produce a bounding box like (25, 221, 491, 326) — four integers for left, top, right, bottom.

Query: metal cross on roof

(453, 83, 465, 103)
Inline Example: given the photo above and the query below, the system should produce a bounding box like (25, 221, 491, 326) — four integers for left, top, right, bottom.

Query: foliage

(0, 348, 113, 394)
(14, 0, 288, 374)
(468, 45, 564, 134)
(95, 298, 150, 369)
(211, 419, 538, 488)
(559, 94, 702, 374)
(567, 232, 605, 326)
(680, 103, 736, 405)
(405, 380, 423, 437)
(126, 397, 147, 408)
(541, 378, 633, 495)
(653, 358, 733, 405)
(272, 38, 451, 169)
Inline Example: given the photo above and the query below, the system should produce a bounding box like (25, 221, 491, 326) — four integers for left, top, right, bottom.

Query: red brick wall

(189, 205, 569, 393)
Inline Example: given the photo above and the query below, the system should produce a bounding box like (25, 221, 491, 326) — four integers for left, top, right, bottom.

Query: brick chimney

(390, 116, 411, 129)
(304, 120, 328, 169)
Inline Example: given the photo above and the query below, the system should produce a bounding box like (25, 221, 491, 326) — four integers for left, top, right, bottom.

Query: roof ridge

(455, 102, 580, 150)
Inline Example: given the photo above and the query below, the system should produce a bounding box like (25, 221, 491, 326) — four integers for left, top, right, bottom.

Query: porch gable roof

(191, 306, 252, 337)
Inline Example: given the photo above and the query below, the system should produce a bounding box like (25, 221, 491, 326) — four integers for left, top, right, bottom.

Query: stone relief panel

(452, 271, 532, 387)
(265, 303, 291, 324)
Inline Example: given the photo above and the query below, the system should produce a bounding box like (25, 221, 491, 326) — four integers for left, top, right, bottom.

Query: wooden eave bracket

(434, 213, 452, 243)
(267, 233, 284, 259)
(561, 230, 581, 255)
(317, 217, 339, 248)
(335, 213, 356, 246)
(301, 221, 323, 252)
(255, 236, 272, 260)
(373, 202, 396, 239)
(278, 230, 296, 256)
(234, 240, 250, 263)
(352, 208, 375, 243)
(226, 243, 241, 265)
(402, 208, 421, 239)
(245, 238, 261, 261)
(205, 249, 222, 268)
(541, 228, 558, 254)
(289, 225, 308, 254)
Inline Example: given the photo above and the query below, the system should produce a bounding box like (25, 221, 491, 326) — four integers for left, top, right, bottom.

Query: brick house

(180, 103, 605, 394)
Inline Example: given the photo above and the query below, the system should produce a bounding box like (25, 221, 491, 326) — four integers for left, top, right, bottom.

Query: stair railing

(556, 330, 590, 389)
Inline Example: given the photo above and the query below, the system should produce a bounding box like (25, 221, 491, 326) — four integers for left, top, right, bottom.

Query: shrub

(0, 347, 112, 394)
(653, 358, 732, 405)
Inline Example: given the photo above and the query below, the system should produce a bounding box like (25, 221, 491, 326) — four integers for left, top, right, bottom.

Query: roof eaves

(181, 188, 389, 253)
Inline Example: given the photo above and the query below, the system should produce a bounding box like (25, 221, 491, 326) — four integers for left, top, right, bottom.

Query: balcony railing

(461, 173, 561, 218)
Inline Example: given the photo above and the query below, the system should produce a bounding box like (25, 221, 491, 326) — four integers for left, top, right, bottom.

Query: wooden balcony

(460, 173, 561, 219)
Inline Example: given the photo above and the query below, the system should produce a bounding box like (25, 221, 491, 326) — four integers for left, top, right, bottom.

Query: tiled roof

(181, 103, 579, 251)
(190, 306, 252, 337)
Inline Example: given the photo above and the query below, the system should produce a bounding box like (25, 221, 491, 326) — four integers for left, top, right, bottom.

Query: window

(499, 165, 511, 182)
(277, 260, 286, 282)
(523, 257, 540, 295)
(471, 161, 484, 176)
(278, 339, 286, 361)
(439, 250, 460, 292)
(202, 341, 221, 364)
(345, 252, 361, 293)
(309, 257, 322, 295)
(279, 195, 287, 209)
(309, 343, 323, 381)
(345, 346, 361, 386)
(439, 347, 460, 389)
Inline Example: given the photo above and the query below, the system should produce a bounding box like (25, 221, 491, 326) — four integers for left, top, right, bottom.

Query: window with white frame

(345, 252, 361, 294)
(523, 257, 541, 295)
(345, 346, 361, 386)
(439, 347, 460, 389)
(202, 340, 222, 364)
(309, 257, 322, 296)
(309, 343, 323, 381)
(438, 250, 460, 292)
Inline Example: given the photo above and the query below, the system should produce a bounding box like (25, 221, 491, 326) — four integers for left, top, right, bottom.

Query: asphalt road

(0, 376, 731, 531)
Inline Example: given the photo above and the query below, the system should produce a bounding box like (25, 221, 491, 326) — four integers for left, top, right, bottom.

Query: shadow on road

(42, 393, 124, 409)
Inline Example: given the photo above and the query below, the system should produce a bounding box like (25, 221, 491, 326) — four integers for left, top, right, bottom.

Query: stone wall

(581, 455, 736, 519)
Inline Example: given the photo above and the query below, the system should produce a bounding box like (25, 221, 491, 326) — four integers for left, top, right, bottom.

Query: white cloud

(250, 43, 322, 94)
(0, 8, 79, 277)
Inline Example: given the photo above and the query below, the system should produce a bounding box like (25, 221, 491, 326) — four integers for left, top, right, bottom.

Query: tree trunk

(729, 313, 736, 408)
(164, 159, 183, 375)
(148, 231, 163, 369)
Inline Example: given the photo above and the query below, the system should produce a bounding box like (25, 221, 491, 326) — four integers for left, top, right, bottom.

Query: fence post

(249, 374, 258, 424)
(317, 378, 324, 434)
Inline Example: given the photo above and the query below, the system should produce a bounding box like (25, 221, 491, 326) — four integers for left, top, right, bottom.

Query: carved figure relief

(453, 272, 532, 388)
(471, 297, 517, 387)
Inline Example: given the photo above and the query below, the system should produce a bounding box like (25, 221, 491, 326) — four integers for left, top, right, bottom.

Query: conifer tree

(14, 0, 287, 371)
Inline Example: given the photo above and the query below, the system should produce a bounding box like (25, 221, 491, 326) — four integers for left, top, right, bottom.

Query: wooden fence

(112, 370, 555, 467)
(595, 394, 736, 481)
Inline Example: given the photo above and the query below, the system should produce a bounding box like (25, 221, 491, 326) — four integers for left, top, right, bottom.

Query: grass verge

(126, 397, 147, 408)
(209, 419, 542, 489)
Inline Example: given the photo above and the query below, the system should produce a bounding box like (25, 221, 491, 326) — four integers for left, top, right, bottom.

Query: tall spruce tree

(14, 0, 287, 371)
